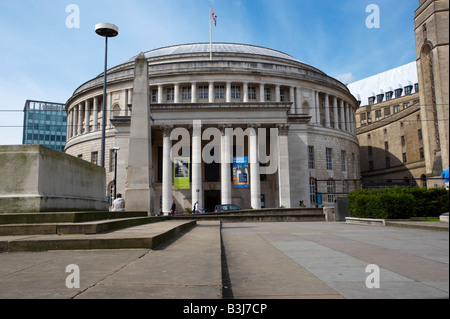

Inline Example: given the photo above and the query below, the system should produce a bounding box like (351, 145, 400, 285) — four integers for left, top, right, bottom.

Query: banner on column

(174, 157, 190, 189)
(233, 156, 249, 188)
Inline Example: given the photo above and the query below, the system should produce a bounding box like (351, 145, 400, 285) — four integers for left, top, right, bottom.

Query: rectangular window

(385, 91, 393, 101)
(341, 150, 347, 172)
(248, 86, 256, 100)
(151, 89, 158, 103)
(384, 107, 391, 116)
(215, 85, 225, 99)
(308, 146, 315, 169)
(231, 86, 241, 99)
(393, 105, 400, 113)
(419, 148, 424, 159)
(402, 153, 407, 163)
(386, 157, 391, 168)
(385, 141, 389, 150)
(403, 102, 410, 109)
(326, 148, 333, 170)
(368, 96, 375, 105)
(198, 86, 208, 100)
(264, 88, 271, 101)
(368, 146, 372, 156)
(327, 180, 335, 203)
(401, 136, 406, 146)
(404, 86, 413, 95)
(109, 149, 116, 173)
(166, 87, 174, 101)
(91, 152, 98, 165)
(280, 89, 285, 102)
(376, 94, 384, 103)
(414, 83, 419, 93)
(309, 178, 316, 205)
(375, 109, 382, 119)
(182, 87, 191, 100)
(418, 129, 422, 141)
(395, 88, 403, 98)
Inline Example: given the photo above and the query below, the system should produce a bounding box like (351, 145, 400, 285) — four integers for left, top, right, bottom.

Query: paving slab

(221, 222, 449, 299)
(0, 221, 222, 299)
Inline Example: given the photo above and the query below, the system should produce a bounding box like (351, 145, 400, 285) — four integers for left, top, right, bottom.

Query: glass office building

(22, 100, 67, 151)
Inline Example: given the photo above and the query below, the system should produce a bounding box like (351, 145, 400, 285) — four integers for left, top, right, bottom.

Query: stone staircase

(0, 211, 196, 253)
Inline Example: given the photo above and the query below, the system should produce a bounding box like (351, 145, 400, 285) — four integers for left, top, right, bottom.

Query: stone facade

(64, 43, 360, 213)
(415, 0, 449, 179)
(0, 145, 107, 213)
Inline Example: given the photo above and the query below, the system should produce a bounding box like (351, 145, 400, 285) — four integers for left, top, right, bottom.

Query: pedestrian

(193, 201, 199, 214)
(170, 200, 177, 215)
(112, 193, 125, 212)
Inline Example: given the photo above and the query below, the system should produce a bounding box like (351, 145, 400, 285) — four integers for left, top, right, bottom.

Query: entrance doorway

(204, 190, 221, 213)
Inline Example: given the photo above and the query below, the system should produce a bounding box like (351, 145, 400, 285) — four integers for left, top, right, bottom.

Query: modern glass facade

(22, 100, 67, 151)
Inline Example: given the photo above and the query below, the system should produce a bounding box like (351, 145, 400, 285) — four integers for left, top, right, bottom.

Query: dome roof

(127, 43, 302, 63)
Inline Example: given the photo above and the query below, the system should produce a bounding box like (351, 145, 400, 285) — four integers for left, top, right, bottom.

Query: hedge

(348, 187, 449, 219)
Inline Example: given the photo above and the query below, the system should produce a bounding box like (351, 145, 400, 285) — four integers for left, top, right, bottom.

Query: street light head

(95, 23, 119, 38)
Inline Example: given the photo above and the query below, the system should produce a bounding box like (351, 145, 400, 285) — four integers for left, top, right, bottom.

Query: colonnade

(67, 83, 357, 142)
(159, 123, 291, 214)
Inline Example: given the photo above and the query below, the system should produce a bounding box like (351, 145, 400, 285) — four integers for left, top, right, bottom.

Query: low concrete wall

(0, 145, 108, 213)
(345, 217, 386, 226)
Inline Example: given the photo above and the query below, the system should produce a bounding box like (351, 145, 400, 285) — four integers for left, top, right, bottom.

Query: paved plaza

(0, 221, 448, 300)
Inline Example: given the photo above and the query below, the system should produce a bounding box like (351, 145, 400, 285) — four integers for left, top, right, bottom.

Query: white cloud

(336, 72, 355, 84)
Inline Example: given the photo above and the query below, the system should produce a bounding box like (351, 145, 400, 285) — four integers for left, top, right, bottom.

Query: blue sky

(0, 0, 419, 145)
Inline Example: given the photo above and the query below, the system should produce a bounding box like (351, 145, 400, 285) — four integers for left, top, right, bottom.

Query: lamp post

(95, 23, 119, 168)
(112, 147, 120, 200)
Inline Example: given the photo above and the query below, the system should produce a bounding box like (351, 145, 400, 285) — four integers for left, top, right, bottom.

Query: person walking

(112, 193, 125, 212)
(170, 200, 177, 215)
(193, 201, 199, 214)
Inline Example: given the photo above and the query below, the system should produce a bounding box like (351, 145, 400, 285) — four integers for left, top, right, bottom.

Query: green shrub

(348, 187, 449, 219)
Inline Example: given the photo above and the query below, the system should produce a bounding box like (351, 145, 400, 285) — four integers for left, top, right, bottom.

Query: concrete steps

(0, 220, 196, 253)
(168, 208, 326, 222)
(0, 211, 156, 236)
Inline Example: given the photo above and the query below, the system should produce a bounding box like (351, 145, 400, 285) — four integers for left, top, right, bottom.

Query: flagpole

(209, 6, 212, 60)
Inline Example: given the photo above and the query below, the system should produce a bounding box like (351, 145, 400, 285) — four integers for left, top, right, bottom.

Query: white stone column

(351, 108, 357, 135)
(127, 89, 132, 115)
(333, 96, 338, 129)
(290, 87, 296, 114)
(162, 125, 173, 215)
(315, 91, 321, 125)
(107, 92, 112, 128)
(77, 103, 83, 135)
(209, 82, 214, 103)
(345, 102, 350, 132)
(309, 92, 317, 124)
(93, 97, 99, 131)
(191, 120, 203, 209)
(84, 100, 90, 134)
(220, 125, 232, 205)
(158, 85, 163, 104)
(296, 87, 302, 114)
(191, 83, 197, 103)
(275, 85, 281, 102)
(339, 99, 345, 131)
(259, 83, 265, 102)
(226, 82, 232, 103)
(243, 82, 249, 103)
(174, 83, 180, 104)
(324, 94, 331, 128)
(67, 110, 72, 138)
(277, 124, 291, 208)
(249, 124, 261, 209)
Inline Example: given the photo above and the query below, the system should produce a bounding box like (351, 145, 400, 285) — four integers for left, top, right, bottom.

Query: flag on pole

(212, 10, 217, 26)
